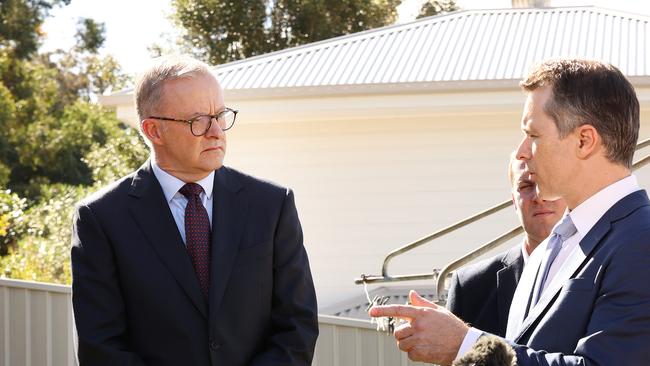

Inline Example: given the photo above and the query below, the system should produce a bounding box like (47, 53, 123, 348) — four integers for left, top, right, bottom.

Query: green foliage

(0, 184, 88, 284)
(275, 0, 401, 46)
(171, 0, 402, 64)
(0, 43, 131, 197)
(172, 0, 269, 63)
(0, 189, 27, 254)
(45, 50, 131, 102)
(1, 123, 148, 284)
(75, 18, 106, 54)
(0, 2, 143, 284)
(416, 0, 459, 19)
(0, 0, 70, 59)
(10, 100, 126, 196)
(84, 127, 149, 187)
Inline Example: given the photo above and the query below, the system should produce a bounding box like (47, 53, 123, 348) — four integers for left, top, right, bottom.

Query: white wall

(109, 89, 650, 309)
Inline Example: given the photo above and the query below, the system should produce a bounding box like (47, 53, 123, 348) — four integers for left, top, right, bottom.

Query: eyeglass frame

(147, 107, 238, 136)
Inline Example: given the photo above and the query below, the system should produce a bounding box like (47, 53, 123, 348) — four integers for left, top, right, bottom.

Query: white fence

(0, 278, 425, 366)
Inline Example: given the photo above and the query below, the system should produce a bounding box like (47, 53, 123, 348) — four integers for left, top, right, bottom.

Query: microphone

(452, 335, 516, 366)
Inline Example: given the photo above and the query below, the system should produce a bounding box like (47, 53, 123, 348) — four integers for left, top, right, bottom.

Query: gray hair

(134, 54, 213, 123)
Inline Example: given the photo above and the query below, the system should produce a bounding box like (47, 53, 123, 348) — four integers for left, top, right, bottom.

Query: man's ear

(575, 124, 600, 160)
(141, 119, 165, 146)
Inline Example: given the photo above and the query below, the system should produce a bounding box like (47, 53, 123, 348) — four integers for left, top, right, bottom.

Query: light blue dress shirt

(151, 161, 214, 245)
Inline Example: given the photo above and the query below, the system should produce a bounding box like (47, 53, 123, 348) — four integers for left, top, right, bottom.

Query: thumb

(409, 290, 436, 308)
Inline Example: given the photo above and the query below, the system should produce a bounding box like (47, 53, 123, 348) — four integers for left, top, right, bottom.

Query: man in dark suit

(370, 59, 650, 365)
(71, 55, 318, 366)
(446, 156, 566, 336)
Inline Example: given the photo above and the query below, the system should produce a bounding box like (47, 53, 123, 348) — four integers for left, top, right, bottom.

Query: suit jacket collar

(514, 190, 650, 342)
(208, 166, 248, 322)
(497, 245, 525, 334)
(128, 161, 209, 317)
(127, 161, 246, 319)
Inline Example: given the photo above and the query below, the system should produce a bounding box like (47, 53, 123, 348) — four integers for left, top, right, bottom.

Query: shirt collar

(567, 174, 640, 241)
(521, 240, 531, 264)
(151, 160, 215, 203)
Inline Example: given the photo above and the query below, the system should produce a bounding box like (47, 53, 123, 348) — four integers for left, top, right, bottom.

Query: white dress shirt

(456, 174, 640, 360)
(542, 174, 640, 292)
(151, 161, 214, 245)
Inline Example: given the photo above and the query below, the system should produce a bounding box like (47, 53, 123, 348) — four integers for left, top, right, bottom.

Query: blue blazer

(506, 190, 650, 365)
(447, 245, 524, 337)
(71, 162, 318, 365)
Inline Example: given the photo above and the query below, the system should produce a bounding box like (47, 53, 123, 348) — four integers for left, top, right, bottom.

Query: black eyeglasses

(148, 108, 238, 136)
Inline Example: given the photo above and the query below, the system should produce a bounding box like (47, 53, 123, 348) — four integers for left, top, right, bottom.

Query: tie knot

(553, 214, 577, 241)
(179, 183, 204, 198)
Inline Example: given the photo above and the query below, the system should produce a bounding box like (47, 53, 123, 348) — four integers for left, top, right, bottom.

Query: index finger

(368, 304, 419, 320)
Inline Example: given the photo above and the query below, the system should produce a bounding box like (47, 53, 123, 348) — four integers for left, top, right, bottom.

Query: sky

(41, 0, 650, 75)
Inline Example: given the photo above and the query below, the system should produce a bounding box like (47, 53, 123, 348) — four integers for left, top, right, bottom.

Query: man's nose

(532, 194, 544, 204)
(205, 117, 225, 138)
(516, 136, 531, 160)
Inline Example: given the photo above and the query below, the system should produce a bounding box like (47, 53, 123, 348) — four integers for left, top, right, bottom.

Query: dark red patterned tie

(179, 183, 211, 299)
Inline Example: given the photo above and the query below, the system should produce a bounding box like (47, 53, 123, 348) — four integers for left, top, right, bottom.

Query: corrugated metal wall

(0, 279, 75, 366)
(0, 278, 425, 366)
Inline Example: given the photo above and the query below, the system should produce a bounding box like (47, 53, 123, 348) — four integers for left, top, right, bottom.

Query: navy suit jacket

(505, 190, 650, 365)
(71, 163, 318, 366)
(447, 245, 524, 337)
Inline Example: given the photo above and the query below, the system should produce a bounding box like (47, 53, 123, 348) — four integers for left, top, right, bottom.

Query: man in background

(71, 55, 318, 365)
(446, 153, 566, 336)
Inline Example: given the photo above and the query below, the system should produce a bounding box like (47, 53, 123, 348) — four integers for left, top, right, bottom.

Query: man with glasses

(71, 55, 318, 366)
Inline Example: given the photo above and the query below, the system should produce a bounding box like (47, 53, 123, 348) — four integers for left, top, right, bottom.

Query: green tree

(0, 1, 148, 285)
(274, 0, 401, 46)
(0, 184, 87, 283)
(0, 12, 130, 198)
(12, 101, 124, 193)
(75, 17, 106, 54)
(0, 0, 70, 59)
(83, 127, 149, 187)
(0, 189, 27, 254)
(416, 0, 458, 19)
(171, 0, 402, 65)
(0, 126, 148, 284)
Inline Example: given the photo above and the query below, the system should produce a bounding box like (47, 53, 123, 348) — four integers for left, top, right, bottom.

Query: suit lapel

(128, 161, 208, 318)
(514, 190, 650, 342)
(497, 247, 524, 334)
(506, 243, 543, 340)
(515, 224, 608, 341)
(208, 167, 248, 315)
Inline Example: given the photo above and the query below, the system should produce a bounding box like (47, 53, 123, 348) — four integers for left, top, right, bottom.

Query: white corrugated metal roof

(214, 6, 650, 92)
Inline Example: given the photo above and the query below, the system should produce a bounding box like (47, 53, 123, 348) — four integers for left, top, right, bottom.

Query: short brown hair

(521, 59, 639, 168)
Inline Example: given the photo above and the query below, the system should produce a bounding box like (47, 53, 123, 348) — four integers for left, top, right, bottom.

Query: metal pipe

(436, 226, 524, 300)
(380, 199, 513, 277)
(357, 138, 650, 287)
(354, 272, 439, 285)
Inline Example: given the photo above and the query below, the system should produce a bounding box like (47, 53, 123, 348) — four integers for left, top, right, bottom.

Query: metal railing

(356, 138, 650, 301)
